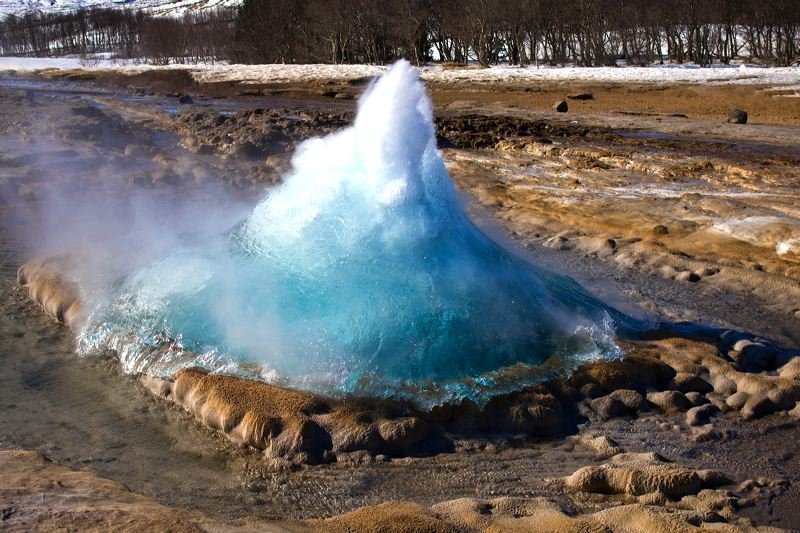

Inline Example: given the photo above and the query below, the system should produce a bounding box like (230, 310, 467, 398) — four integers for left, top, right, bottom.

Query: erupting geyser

(80, 61, 639, 405)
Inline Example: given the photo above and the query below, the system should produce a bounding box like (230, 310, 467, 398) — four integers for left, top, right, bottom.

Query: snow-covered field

(0, 0, 238, 17)
(0, 57, 798, 88)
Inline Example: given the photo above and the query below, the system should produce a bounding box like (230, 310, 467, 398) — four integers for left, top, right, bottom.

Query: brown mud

(20, 66, 800, 125)
(1, 72, 799, 530)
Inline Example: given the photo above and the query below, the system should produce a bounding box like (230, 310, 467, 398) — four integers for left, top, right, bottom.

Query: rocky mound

(564, 451, 729, 499)
(142, 368, 448, 465)
(17, 256, 84, 329)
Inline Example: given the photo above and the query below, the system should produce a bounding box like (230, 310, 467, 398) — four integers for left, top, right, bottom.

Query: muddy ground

(0, 71, 799, 531)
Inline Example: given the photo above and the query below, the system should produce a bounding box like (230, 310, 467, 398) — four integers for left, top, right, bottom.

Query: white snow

(777, 238, 800, 256)
(0, 0, 239, 17)
(1, 57, 799, 88)
(709, 216, 800, 253)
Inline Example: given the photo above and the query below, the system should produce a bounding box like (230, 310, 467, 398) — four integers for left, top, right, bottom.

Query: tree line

(1, 0, 798, 67)
(0, 7, 235, 64)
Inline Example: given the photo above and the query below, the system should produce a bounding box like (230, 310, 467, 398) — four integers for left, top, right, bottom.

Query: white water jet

(80, 61, 632, 405)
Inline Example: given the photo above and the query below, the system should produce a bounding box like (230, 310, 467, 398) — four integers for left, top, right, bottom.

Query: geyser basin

(80, 61, 641, 405)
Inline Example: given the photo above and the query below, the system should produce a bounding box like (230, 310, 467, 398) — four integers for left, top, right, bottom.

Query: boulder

(725, 391, 749, 411)
(377, 417, 432, 454)
(727, 109, 747, 124)
(647, 390, 691, 412)
(553, 100, 568, 113)
(684, 392, 709, 407)
(686, 404, 719, 427)
(587, 390, 646, 419)
(652, 224, 669, 236)
(576, 433, 624, 458)
(565, 452, 706, 499)
(675, 271, 701, 282)
(17, 258, 84, 329)
(730, 340, 778, 372)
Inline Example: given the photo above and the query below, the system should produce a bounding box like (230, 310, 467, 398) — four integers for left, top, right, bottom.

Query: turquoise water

(79, 61, 637, 405)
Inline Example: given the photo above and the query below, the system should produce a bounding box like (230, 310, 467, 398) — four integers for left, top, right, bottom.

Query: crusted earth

(0, 447, 787, 532)
(2, 75, 800, 530)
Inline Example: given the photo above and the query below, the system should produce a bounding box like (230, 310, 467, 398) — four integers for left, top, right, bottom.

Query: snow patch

(1, 57, 798, 88)
(709, 216, 800, 251)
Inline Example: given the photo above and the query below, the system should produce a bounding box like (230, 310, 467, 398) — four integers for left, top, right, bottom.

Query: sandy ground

(0, 70, 799, 531)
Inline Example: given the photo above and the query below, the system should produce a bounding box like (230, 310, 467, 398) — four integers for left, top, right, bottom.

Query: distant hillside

(0, 0, 240, 17)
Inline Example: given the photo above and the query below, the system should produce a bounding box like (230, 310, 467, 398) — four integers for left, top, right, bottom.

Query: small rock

(589, 390, 645, 419)
(178, 94, 194, 105)
(377, 417, 431, 453)
(726, 391, 749, 410)
(727, 109, 747, 124)
(684, 392, 709, 407)
(245, 479, 268, 492)
(543, 235, 572, 250)
(578, 434, 624, 458)
(675, 271, 701, 282)
(588, 395, 627, 419)
(647, 390, 692, 412)
(710, 374, 736, 396)
(692, 425, 723, 443)
(686, 404, 719, 426)
(652, 225, 669, 236)
(577, 236, 616, 256)
(694, 267, 719, 277)
(568, 92, 594, 100)
(610, 389, 647, 412)
(732, 341, 778, 372)
(553, 100, 568, 113)
(738, 479, 758, 492)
